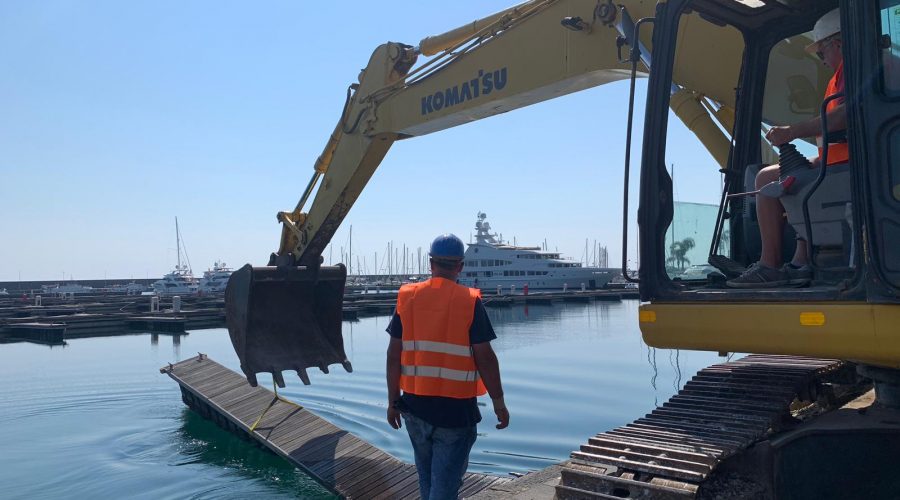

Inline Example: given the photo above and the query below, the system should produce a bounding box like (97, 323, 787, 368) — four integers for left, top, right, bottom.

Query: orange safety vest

(818, 62, 849, 166)
(397, 278, 487, 399)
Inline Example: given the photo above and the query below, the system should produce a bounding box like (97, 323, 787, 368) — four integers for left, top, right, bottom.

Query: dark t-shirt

(387, 298, 497, 428)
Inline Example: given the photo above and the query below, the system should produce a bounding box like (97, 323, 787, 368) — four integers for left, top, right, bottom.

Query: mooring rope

(249, 377, 304, 433)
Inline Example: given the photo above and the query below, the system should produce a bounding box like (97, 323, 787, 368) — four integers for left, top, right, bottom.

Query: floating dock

(127, 316, 187, 333)
(4, 322, 66, 344)
(162, 355, 513, 499)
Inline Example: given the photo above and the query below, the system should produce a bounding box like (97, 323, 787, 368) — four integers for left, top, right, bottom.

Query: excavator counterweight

(225, 264, 352, 387)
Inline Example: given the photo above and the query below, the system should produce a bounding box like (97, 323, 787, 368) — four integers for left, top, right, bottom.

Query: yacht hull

(459, 270, 618, 291)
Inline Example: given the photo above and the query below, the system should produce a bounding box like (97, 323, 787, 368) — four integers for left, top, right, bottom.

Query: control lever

(727, 176, 796, 199)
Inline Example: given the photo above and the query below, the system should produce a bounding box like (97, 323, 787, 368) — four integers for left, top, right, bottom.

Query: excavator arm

(226, 0, 816, 387)
(282, 0, 746, 266)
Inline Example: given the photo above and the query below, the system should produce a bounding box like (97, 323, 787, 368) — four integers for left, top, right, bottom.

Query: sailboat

(152, 217, 198, 295)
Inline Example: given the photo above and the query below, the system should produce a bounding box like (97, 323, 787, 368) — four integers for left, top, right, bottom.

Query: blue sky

(0, 1, 721, 281)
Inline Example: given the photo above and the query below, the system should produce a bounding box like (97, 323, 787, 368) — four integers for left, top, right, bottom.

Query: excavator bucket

(225, 263, 352, 387)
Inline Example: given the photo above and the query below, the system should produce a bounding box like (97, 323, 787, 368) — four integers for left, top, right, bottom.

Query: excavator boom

(226, 0, 825, 387)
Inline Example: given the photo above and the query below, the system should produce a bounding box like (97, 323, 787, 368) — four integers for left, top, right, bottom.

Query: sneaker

(726, 262, 791, 288)
(781, 263, 812, 286)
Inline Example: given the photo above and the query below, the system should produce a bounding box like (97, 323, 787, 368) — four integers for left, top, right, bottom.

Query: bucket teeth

(273, 371, 286, 388)
(319, 365, 330, 374)
(342, 361, 353, 373)
(297, 368, 311, 386)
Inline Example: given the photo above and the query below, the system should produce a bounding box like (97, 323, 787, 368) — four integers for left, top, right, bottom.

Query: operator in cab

(727, 8, 847, 288)
(385, 234, 509, 500)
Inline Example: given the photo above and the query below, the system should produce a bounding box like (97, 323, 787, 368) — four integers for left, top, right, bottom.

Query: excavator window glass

(662, 10, 743, 281)
(880, 1, 900, 96)
(879, 1, 900, 203)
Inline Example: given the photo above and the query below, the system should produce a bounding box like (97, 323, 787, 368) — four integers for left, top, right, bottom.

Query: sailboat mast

(176, 217, 181, 270)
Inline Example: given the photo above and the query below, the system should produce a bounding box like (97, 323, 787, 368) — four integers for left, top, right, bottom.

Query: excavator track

(556, 355, 857, 499)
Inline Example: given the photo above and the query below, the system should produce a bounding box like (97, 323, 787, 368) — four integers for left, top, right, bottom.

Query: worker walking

(386, 233, 509, 500)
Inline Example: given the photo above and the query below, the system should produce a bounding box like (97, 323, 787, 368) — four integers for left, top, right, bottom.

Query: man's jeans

(402, 412, 477, 500)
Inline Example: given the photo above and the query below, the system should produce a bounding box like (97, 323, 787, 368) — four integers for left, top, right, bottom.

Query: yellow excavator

(226, 0, 775, 386)
(225, 0, 900, 496)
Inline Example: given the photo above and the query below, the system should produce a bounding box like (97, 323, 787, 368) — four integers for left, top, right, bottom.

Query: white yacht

(41, 283, 95, 294)
(457, 213, 620, 291)
(152, 266, 198, 295)
(198, 261, 232, 294)
(152, 217, 199, 296)
(107, 282, 148, 294)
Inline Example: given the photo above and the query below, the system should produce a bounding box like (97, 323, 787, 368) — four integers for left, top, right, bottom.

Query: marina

(7, 0, 900, 497)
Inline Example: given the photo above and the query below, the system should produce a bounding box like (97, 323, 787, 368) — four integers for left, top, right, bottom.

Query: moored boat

(457, 213, 620, 291)
(198, 261, 232, 294)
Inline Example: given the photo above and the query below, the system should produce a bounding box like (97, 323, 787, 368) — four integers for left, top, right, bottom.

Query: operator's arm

(386, 335, 403, 429)
(472, 342, 509, 429)
(765, 103, 847, 146)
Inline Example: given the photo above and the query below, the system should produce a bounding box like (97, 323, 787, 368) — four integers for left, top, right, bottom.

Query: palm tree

(667, 237, 696, 271)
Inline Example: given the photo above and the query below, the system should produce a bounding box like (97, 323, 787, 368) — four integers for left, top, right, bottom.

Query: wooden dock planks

(162, 355, 511, 499)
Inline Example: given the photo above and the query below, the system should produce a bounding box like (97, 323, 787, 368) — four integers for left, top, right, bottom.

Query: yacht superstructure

(457, 213, 619, 291)
(198, 261, 233, 294)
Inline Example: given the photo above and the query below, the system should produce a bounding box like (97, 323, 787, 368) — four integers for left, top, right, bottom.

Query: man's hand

(765, 126, 794, 146)
(492, 396, 510, 429)
(387, 407, 402, 429)
(494, 407, 510, 429)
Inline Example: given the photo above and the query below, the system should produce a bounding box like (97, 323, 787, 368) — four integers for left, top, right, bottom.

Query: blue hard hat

(429, 234, 465, 260)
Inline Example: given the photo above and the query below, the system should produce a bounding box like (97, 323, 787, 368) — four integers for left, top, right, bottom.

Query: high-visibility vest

(818, 62, 849, 166)
(397, 278, 487, 399)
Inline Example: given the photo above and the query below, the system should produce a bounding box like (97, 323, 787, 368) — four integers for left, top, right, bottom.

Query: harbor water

(0, 299, 722, 499)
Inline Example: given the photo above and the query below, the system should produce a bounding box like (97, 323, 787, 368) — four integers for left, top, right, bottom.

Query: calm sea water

(0, 300, 722, 499)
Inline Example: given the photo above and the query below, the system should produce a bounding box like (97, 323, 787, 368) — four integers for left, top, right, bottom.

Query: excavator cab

(634, 0, 900, 369)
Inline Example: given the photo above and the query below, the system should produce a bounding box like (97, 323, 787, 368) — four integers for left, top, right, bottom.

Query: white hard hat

(806, 9, 841, 51)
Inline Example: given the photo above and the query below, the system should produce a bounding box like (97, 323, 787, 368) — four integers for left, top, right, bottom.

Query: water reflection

(670, 349, 684, 392)
(148, 332, 185, 358)
(647, 345, 659, 407)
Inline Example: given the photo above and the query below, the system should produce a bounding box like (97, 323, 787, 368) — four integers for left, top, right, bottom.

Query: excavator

(224, 0, 900, 497)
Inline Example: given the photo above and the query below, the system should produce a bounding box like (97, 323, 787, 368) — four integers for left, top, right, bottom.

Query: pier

(0, 293, 225, 341)
(162, 355, 512, 499)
